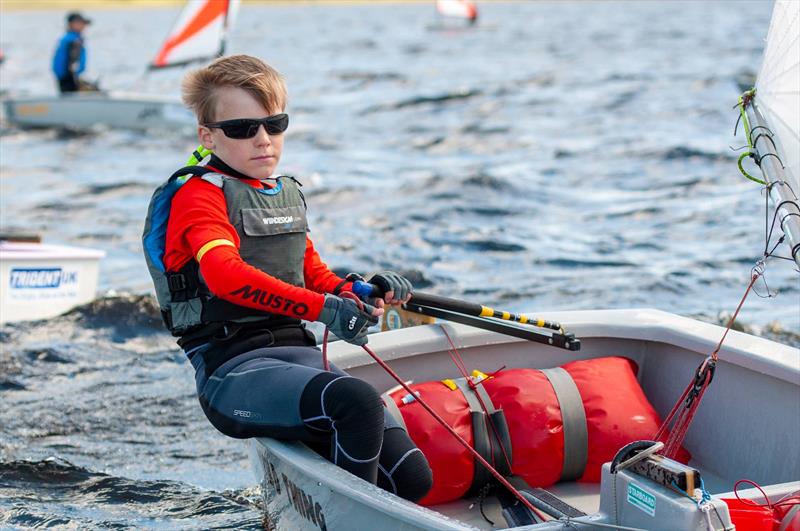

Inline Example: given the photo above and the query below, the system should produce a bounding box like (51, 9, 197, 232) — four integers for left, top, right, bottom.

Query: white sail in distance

(436, 0, 478, 21)
(755, 0, 799, 190)
(150, 0, 240, 69)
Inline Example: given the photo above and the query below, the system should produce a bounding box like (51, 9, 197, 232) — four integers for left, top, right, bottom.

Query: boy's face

(198, 86, 284, 180)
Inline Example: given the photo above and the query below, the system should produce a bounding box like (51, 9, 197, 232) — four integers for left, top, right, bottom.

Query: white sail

(150, 0, 240, 69)
(436, 0, 478, 21)
(755, 0, 799, 189)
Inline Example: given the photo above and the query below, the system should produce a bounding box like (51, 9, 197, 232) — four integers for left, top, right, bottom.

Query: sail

(749, 0, 800, 267)
(436, 0, 478, 21)
(755, 0, 799, 189)
(150, 0, 240, 69)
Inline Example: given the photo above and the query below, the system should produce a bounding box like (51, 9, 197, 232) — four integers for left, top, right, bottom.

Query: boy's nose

(254, 124, 271, 144)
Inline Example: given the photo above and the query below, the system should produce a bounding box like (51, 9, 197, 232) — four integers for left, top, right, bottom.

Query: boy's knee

(324, 377, 383, 422)
(301, 374, 383, 423)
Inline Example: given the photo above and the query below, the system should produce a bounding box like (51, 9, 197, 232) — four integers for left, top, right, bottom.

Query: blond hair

(181, 55, 287, 123)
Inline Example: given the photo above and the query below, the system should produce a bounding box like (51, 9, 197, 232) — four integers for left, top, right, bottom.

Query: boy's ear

(198, 126, 215, 150)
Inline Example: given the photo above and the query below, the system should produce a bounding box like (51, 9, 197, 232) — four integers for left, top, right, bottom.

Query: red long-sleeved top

(163, 172, 349, 321)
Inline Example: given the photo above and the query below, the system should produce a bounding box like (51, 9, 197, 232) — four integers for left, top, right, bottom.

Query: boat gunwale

(326, 308, 799, 386)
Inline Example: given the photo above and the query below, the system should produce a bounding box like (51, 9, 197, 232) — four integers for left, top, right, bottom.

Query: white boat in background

(249, 1, 800, 530)
(0, 236, 105, 324)
(2, 91, 196, 132)
(1, 0, 239, 132)
(436, 0, 478, 24)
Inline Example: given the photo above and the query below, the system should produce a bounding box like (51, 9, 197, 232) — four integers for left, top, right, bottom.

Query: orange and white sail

(436, 0, 478, 21)
(150, 0, 240, 69)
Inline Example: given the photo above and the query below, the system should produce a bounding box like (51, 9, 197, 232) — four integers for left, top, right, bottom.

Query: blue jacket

(52, 31, 86, 80)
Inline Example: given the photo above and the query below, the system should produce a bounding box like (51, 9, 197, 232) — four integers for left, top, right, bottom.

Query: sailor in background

(52, 12, 98, 93)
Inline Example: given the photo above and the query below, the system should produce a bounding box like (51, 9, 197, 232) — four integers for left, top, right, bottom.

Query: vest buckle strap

(167, 273, 187, 292)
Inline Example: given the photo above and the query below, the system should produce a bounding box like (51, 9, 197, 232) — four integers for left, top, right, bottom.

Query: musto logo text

(10, 268, 77, 289)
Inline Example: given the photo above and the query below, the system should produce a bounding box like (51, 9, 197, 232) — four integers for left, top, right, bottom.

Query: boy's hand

(367, 271, 413, 305)
(318, 294, 382, 345)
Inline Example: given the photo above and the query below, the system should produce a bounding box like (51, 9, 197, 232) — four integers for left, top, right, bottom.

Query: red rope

(734, 479, 800, 513)
(361, 342, 547, 521)
(440, 325, 470, 378)
(655, 271, 761, 457)
(440, 325, 514, 475)
(322, 328, 330, 371)
(324, 293, 544, 519)
(710, 272, 760, 362)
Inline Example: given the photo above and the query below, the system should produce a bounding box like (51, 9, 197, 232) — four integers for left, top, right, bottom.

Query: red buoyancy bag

(387, 356, 691, 506)
(723, 489, 800, 531)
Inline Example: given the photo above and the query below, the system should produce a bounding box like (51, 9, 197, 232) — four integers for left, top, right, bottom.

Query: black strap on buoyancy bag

(452, 377, 513, 494)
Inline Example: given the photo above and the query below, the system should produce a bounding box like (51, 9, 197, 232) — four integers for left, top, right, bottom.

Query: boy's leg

(299, 372, 384, 484)
(58, 75, 78, 93)
(377, 411, 433, 502)
(195, 347, 384, 483)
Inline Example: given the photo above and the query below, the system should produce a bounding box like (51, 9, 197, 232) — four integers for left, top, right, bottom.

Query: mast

(745, 104, 800, 267)
(219, 0, 240, 58)
(743, 0, 800, 268)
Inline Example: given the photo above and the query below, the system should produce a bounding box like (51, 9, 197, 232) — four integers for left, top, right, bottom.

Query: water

(1, 1, 797, 528)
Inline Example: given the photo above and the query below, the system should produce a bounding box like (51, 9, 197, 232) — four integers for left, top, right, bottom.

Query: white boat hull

(2, 91, 196, 131)
(250, 309, 800, 530)
(0, 242, 105, 324)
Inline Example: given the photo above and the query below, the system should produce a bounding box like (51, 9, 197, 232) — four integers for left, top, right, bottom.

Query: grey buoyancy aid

(142, 165, 308, 336)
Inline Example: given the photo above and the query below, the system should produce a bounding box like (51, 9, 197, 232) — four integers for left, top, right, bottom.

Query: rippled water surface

(1, 1, 797, 529)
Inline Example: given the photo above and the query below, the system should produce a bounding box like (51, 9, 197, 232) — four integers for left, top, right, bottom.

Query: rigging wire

(654, 268, 762, 458)
(656, 87, 798, 458)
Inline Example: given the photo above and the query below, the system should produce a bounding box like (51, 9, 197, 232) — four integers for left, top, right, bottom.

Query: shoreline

(1, 0, 437, 12)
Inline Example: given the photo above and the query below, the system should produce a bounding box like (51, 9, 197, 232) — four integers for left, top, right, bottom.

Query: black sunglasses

(203, 113, 289, 139)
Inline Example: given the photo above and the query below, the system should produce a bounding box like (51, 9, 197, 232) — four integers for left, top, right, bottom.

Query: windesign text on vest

(262, 216, 294, 225)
